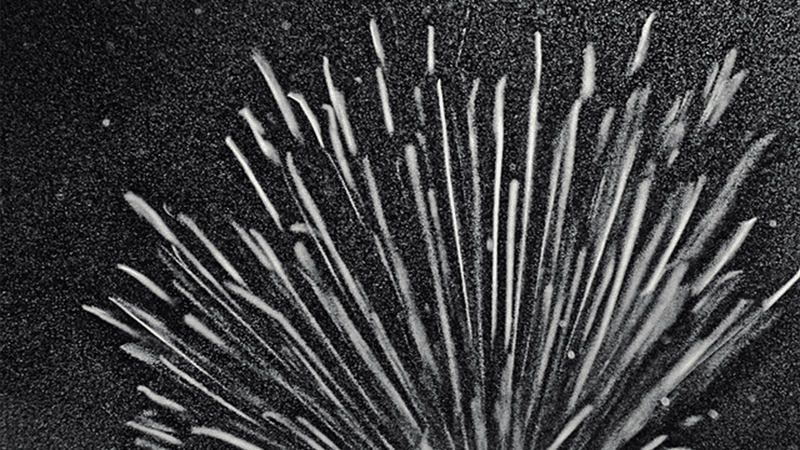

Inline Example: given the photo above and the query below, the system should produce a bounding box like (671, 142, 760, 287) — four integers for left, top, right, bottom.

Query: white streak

(136, 385, 186, 412)
(252, 50, 302, 142)
(238, 107, 280, 165)
(226, 136, 284, 231)
(288, 92, 325, 148)
(427, 26, 435, 75)
(628, 12, 656, 76)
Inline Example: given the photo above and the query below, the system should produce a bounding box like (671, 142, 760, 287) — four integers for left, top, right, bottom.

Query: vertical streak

(512, 32, 542, 357)
(628, 12, 656, 76)
(489, 76, 508, 349)
(437, 80, 474, 343)
(376, 67, 395, 135)
(427, 26, 435, 75)
(503, 179, 520, 352)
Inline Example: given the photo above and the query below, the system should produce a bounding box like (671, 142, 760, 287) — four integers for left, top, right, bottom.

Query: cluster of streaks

(86, 12, 800, 450)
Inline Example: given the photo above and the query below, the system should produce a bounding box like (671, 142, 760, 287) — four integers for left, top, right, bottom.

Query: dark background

(2, 1, 799, 449)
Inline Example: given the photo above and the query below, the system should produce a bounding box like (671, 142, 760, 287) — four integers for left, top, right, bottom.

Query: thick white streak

(238, 107, 280, 165)
(126, 421, 182, 446)
(252, 50, 301, 141)
(288, 92, 325, 148)
(503, 179, 520, 352)
(581, 43, 596, 100)
(427, 26, 435, 75)
(185, 314, 229, 350)
(489, 76, 508, 348)
(83, 305, 141, 338)
(370, 18, 386, 66)
(226, 136, 284, 231)
(192, 427, 265, 450)
(628, 12, 656, 76)
(136, 385, 186, 412)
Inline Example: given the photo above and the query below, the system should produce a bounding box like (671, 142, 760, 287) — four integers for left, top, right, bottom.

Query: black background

(2, 1, 799, 449)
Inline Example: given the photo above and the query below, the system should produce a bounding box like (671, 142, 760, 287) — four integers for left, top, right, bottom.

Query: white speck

(660, 397, 670, 407)
(768, 219, 777, 228)
(708, 409, 720, 420)
(281, 20, 291, 31)
(194, 7, 203, 15)
(567, 350, 575, 359)
(102, 118, 111, 127)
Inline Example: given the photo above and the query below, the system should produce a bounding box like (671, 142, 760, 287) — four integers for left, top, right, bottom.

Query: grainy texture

(2, 1, 799, 449)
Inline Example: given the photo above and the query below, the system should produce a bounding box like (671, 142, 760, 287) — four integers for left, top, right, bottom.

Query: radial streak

(511, 32, 542, 358)
(489, 76, 508, 348)
(437, 80, 474, 342)
(287, 92, 325, 148)
(226, 137, 284, 231)
(251, 50, 301, 141)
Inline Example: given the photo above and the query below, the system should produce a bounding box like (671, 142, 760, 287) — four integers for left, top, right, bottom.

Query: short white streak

(581, 43, 596, 100)
(192, 427, 265, 450)
(117, 264, 170, 306)
(185, 313, 229, 350)
(640, 435, 669, 450)
(628, 12, 656, 76)
(126, 421, 183, 446)
(763, 266, 800, 310)
(83, 305, 141, 338)
(120, 342, 158, 365)
(370, 18, 386, 66)
(376, 67, 395, 134)
(136, 385, 186, 412)
(427, 26, 435, 75)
